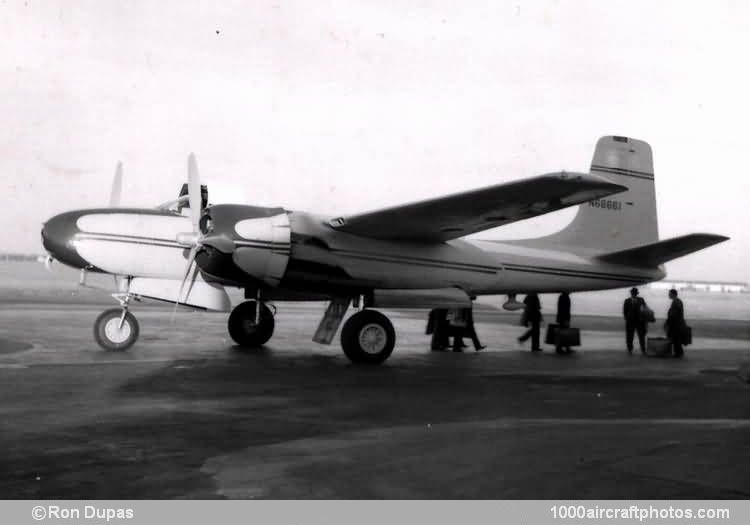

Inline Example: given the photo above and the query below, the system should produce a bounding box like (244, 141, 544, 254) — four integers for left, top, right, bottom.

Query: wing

(328, 172, 628, 242)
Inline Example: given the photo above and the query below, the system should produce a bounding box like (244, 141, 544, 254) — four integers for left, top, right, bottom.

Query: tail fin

(598, 233, 729, 267)
(542, 136, 659, 252)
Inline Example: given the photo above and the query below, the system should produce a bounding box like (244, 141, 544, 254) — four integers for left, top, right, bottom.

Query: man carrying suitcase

(665, 289, 687, 358)
(555, 292, 572, 354)
(518, 293, 543, 352)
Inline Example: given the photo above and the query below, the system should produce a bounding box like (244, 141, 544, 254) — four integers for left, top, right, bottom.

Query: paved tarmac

(0, 302, 749, 499)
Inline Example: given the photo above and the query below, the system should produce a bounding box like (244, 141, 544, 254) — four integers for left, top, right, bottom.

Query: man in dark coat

(623, 287, 647, 354)
(518, 293, 542, 352)
(666, 289, 686, 357)
(449, 307, 487, 352)
(555, 292, 572, 354)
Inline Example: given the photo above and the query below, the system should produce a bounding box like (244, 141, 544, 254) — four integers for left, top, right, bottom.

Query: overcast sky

(1, 0, 748, 281)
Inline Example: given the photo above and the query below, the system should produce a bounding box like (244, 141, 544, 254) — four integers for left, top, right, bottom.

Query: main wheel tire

(228, 301, 275, 347)
(94, 308, 139, 351)
(340, 309, 396, 365)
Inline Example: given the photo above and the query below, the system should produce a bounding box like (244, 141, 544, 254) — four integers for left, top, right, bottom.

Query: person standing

(426, 308, 449, 351)
(555, 292, 572, 354)
(665, 289, 686, 357)
(623, 287, 647, 354)
(518, 293, 542, 352)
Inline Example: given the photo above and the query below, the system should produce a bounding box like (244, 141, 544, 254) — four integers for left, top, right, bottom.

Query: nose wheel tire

(94, 308, 139, 351)
(341, 309, 395, 365)
(228, 300, 275, 347)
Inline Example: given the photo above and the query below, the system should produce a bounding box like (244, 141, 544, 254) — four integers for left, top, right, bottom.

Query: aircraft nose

(41, 211, 89, 269)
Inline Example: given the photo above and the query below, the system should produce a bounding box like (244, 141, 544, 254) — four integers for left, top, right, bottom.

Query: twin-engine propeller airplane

(41, 136, 728, 364)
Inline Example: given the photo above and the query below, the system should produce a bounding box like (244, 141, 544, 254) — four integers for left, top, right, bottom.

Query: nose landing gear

(94, 308, 140, 351)
(94, 289, 140, 351)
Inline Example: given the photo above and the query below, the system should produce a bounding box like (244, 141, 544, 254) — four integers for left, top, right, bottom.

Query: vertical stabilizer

(539, 136, 659, 252)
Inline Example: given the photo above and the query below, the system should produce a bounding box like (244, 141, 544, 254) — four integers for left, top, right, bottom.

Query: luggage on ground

(647, 337, 672, 357)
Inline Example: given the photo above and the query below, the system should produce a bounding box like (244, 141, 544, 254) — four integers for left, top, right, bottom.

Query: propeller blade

(187, 153, 201, 233)
(109, 161, 123, 207)
(171, 246, 199, 321)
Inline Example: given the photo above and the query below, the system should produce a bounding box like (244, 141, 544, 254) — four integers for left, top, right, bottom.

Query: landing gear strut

(94, 288, 139, 351)
(228, 300, 275, 347)
(340, 309, 395, 365)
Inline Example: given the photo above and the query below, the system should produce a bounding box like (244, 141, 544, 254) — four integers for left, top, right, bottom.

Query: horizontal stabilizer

(597, 234, 729, 267)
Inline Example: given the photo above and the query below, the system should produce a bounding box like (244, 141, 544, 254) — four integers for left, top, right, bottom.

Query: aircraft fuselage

(41, 205, 664, 301)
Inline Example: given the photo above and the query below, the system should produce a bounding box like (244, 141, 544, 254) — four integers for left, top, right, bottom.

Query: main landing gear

(227, 300, 275, 347)
(94, 290, 140, 351)
(90, 284, 394, 363)
(340, 309, 396, 365)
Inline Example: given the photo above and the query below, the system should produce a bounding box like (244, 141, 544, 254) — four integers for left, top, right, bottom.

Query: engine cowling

(197, 204, 291, 286)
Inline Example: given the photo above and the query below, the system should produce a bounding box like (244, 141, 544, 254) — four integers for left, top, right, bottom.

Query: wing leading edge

(329, 172, 628, 242)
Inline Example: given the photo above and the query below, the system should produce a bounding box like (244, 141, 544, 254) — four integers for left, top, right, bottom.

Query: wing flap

(329, 172, 627, 241)
(597, 234, 729, 267)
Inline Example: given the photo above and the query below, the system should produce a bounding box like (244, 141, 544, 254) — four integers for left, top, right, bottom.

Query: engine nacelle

(200, 205, 292, 287)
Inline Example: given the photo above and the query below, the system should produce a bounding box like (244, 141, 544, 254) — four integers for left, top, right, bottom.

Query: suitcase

(647, 337, 672, 357)
(682, 326, 692, 346)
(545, 324, 559, 345)
(555, 327, 580, 347)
